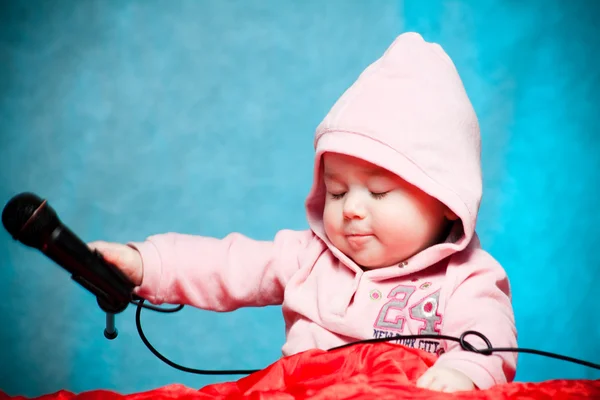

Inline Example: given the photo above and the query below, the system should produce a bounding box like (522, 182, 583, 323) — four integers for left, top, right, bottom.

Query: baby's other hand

(416, 366, 475, 393)
(88, 241, 143, 287)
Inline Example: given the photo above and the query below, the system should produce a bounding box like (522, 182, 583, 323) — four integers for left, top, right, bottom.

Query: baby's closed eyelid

(329, 192, 346, 200)
(370, 191, 389, 199)
(368, 184, 397, 194)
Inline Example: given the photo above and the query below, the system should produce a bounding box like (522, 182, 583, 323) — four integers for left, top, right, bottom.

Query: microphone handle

(43, 224, 135, 313)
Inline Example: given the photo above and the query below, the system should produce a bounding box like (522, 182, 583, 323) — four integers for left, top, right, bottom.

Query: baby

(90, 32, 517, 393)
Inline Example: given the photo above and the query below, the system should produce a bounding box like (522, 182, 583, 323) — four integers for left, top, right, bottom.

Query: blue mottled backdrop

(1, 0, 599, 397)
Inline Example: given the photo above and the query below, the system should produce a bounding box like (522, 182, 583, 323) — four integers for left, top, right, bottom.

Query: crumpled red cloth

(2, 343, 599, 399)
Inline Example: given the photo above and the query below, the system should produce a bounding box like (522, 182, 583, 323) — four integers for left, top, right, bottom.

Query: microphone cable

(4, 193, 597, 376)
(131, 298, 600, 375)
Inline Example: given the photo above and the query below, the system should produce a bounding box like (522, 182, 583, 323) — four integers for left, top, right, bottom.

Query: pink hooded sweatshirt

(131, 32, 517, 390)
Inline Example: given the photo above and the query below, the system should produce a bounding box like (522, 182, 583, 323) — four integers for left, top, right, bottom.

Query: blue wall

(1, 0, 599, 396)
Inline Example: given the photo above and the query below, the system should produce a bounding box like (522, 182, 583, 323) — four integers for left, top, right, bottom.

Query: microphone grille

(2, 192, 58, 247)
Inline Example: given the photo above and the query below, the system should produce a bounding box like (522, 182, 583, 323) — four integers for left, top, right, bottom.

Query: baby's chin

(350, 254, 407, 270)
(328, 236, 410, 269)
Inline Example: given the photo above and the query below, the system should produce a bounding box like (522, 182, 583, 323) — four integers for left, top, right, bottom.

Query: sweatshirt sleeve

(434, 248, 518, 390)
(127, 229, 314, 311)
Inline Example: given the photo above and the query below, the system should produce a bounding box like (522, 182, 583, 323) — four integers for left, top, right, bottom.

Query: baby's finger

(441, 385, 458, 393)
(87, 241, 111, 251)
(87, 241, 122, 264)
(427, 377, 447, 392)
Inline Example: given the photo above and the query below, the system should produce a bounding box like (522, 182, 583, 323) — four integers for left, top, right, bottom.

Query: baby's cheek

(376, 203, 411, 231)
(375, 206, 420, 247)
(322, 206, 338, 235)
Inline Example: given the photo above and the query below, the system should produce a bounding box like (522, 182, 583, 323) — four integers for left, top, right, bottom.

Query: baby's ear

(444, 207, 459, 221)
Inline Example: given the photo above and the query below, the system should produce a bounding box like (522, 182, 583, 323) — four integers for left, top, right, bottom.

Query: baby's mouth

(346, 233, 374, 246)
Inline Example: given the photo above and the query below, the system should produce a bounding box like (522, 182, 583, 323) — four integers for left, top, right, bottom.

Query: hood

(305, 32, 482, 279)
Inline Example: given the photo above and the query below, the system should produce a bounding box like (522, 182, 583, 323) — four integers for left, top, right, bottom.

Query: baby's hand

(88, 241, 144, 287)
(416, 366, 475, 393)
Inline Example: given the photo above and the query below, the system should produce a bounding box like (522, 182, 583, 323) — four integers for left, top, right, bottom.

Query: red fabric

(2, 343, 599, 399)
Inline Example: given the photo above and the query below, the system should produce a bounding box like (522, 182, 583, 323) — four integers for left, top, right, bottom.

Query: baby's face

(322, 152, 455, 269)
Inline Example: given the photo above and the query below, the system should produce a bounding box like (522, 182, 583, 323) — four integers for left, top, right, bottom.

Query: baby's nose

(343, 194, 366, 220)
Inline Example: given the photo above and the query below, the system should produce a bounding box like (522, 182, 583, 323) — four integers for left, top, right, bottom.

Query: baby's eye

(329, 192, 346, 200)
(371, 191, 389, 199)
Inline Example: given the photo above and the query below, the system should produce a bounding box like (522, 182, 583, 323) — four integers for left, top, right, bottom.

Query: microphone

(2, 192, 136, 337)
